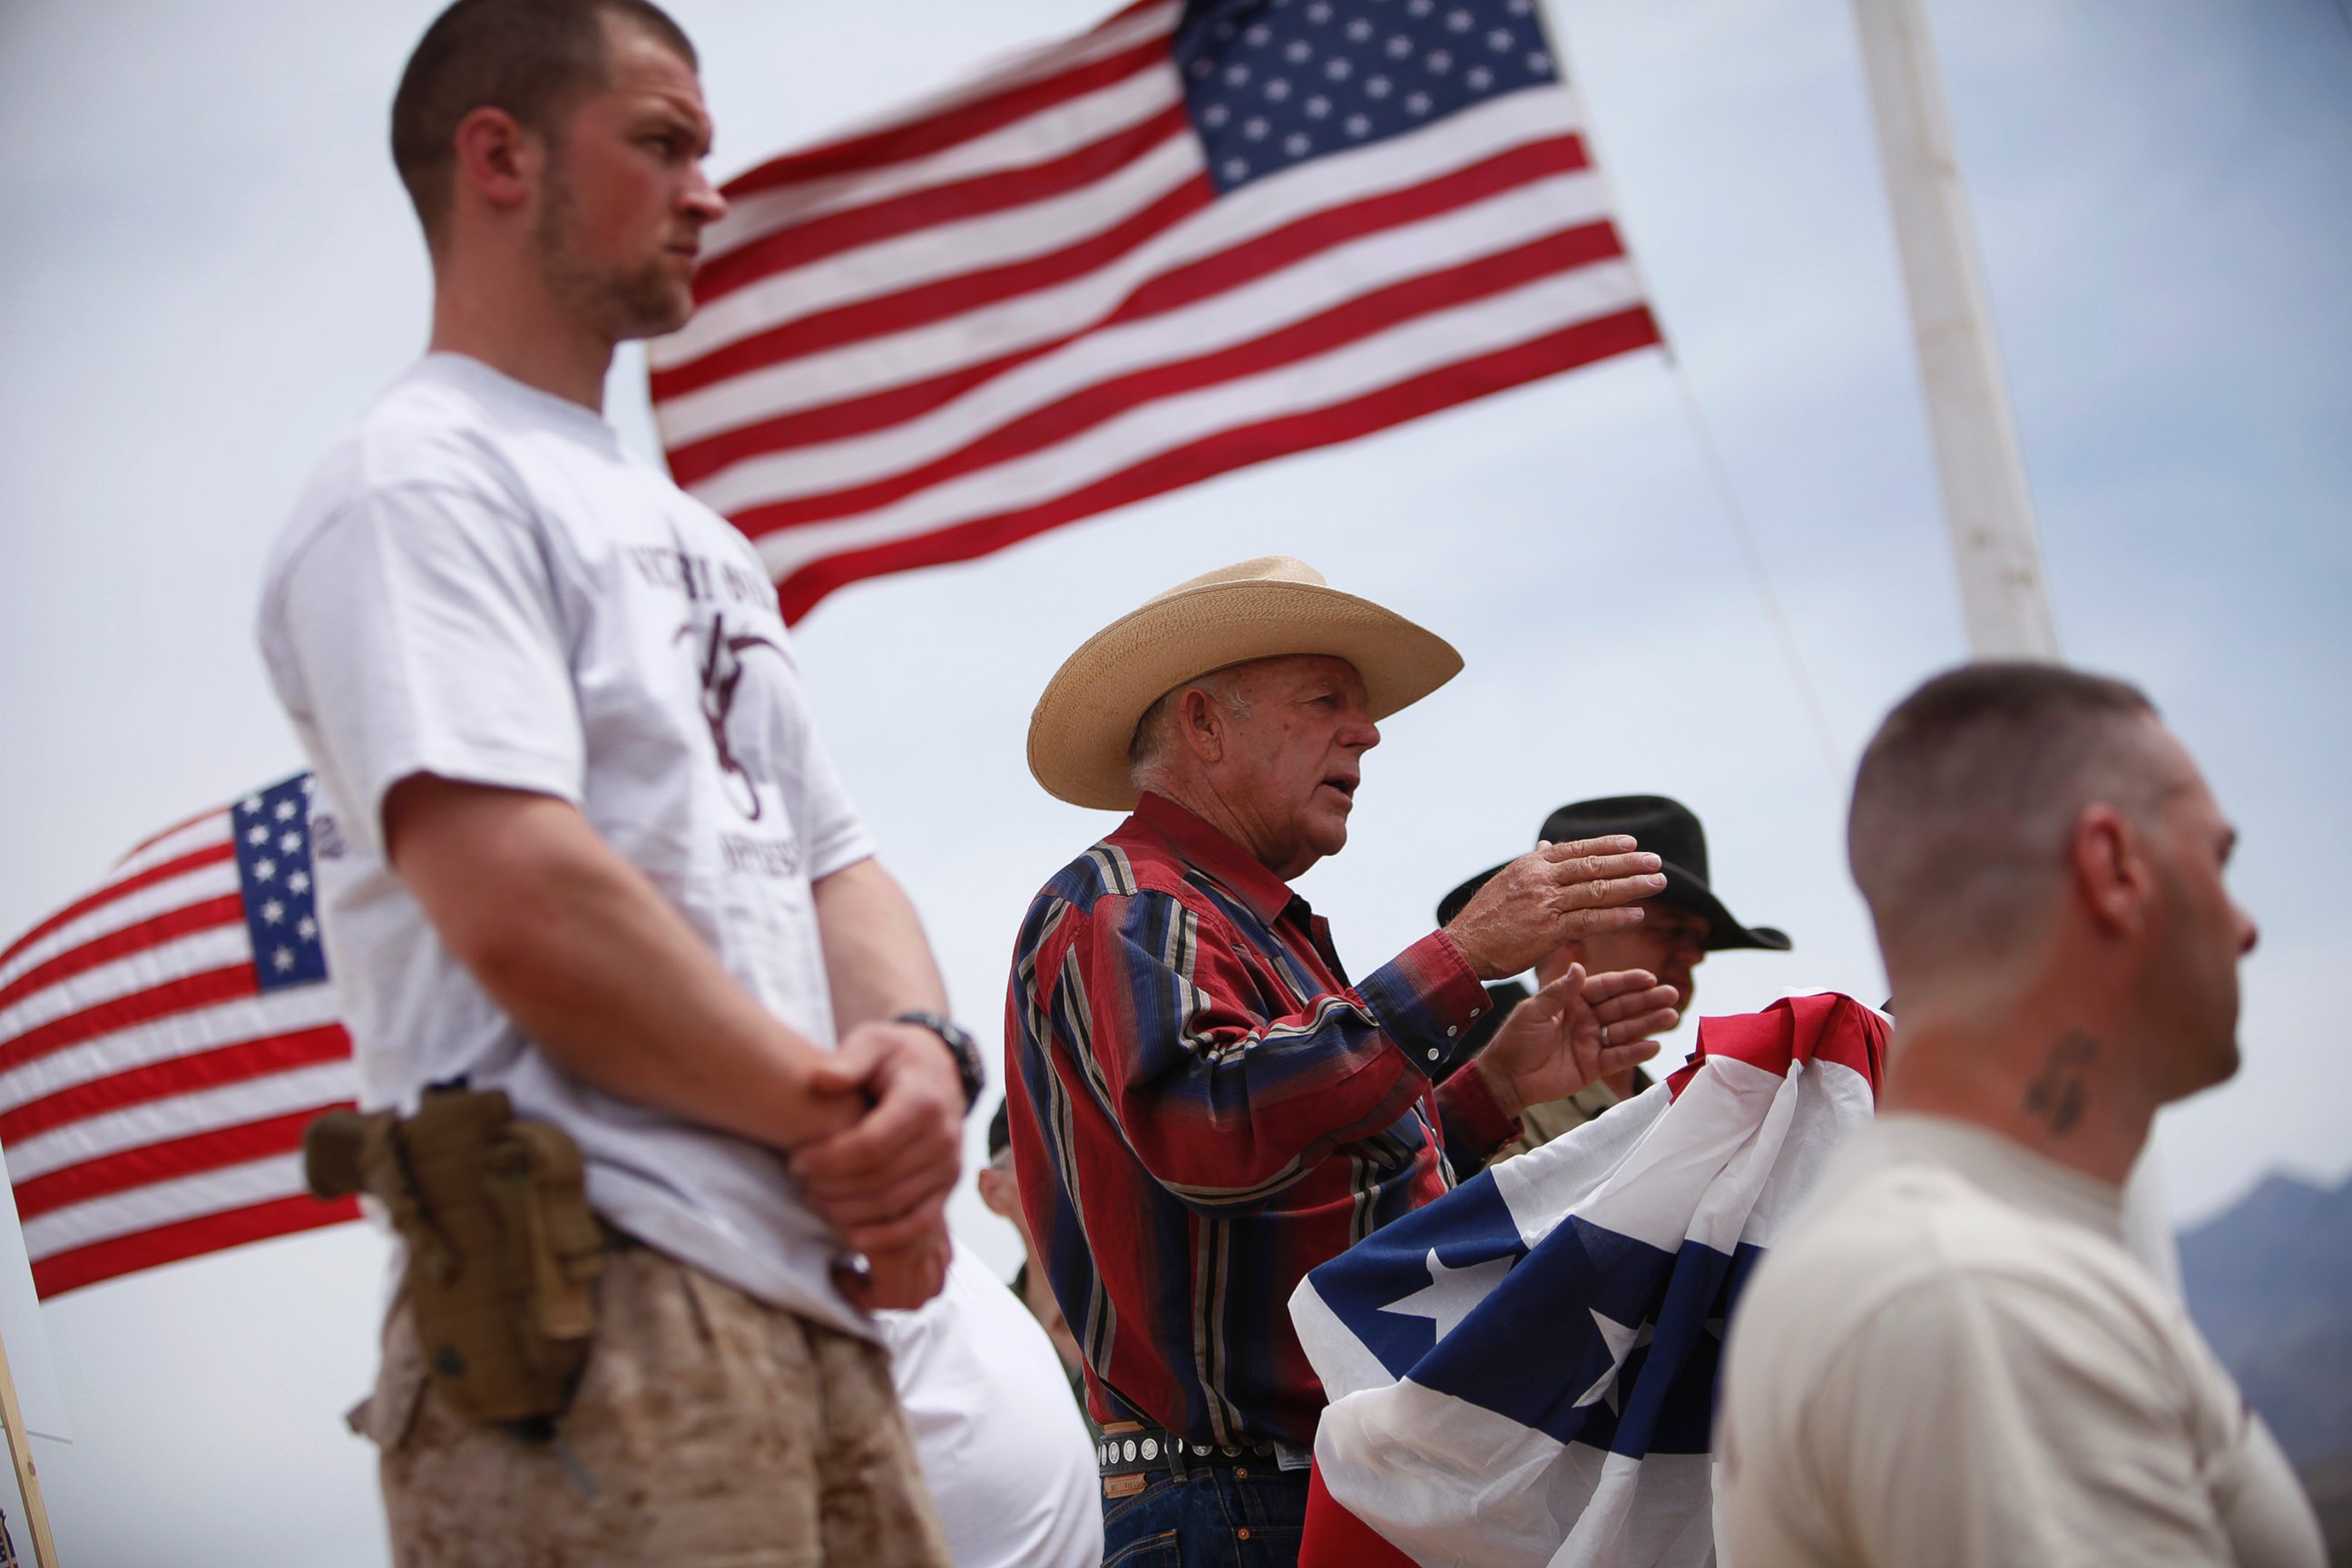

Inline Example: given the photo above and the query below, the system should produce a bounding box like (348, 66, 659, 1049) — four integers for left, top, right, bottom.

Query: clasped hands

(1442, 833, 1681, 1119)
(792, 1019, 967, 1312)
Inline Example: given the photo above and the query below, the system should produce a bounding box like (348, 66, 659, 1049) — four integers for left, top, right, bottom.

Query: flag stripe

(691, 159, 1612, 510)
(668, 132, 1594, 485)
(0, 843, 236, 975)
(9, 1060, 354, 1191)
(666, 344, 1068, 492)
(112, 807, 232, 875)
(710, 56, 1183, 262)
(0, 894, 246, 1018)
(704, 97, 1192, 302)
(714, 12, 1177, 211)
(0, 961, 260, 1078)
(0, 857, 240, 997)
(13, 1101, 348, 1220)
(24, 1150, 312, 1259)
(655, 84, 1582, 413)
(3, 925, 256, 1047)
(31, 1192, 360, 1300)
(708, 218, 1626, 534)
(773, 303, 1659, 620)
(0, 985, 345, 1129)
(659, 124, 1206, 385)
(748, 262, 1651, 577)
(0, 1024, 354, 1151)
(656, 172, 1214, 414)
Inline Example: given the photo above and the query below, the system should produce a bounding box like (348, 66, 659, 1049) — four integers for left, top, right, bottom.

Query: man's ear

(450, 105, 539, 216)
(975, 1165, 1015, 1219)
(2070, 803, 2151, 938)
(1178, 686, 1225, 764)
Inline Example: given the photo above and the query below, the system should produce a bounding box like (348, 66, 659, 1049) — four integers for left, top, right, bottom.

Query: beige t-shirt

(1714, 1114, 2323, 1568)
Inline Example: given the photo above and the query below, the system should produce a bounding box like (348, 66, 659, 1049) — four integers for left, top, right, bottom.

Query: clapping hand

(1472, 964, 1680, 1120)
(1444, 838, 1667, 980)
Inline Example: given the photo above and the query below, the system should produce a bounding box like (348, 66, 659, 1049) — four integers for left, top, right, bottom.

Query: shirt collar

(1133, 792, 1300, 927)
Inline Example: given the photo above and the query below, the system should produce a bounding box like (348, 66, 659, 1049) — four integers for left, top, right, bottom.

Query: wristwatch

(893, 1010, 985, 1113)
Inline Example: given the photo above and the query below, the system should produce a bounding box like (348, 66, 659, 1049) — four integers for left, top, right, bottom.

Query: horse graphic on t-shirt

(675, 612, 787, 821)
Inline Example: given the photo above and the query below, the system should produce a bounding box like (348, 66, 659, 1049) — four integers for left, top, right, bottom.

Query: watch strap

(893, 1010, 984, 1112)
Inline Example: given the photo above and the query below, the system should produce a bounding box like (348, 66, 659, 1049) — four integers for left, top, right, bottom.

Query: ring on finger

(1600, 1023, 1612, 1049)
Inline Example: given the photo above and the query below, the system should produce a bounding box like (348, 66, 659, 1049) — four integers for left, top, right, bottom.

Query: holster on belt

(303, 1084, 603, 1426)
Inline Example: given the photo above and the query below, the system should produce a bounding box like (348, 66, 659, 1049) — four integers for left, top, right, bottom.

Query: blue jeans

(1102, 1463, 1310, 1567)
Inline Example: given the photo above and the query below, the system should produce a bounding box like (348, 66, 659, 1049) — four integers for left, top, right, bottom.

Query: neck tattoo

(2022, 1030, 2100, 1137)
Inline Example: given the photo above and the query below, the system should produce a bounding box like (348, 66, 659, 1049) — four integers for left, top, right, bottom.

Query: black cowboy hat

(1436, 794, 1791, 953)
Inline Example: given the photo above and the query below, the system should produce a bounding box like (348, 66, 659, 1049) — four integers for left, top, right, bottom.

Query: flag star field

(232, 774, 327, 992)
(1180, 0, 1555, 191)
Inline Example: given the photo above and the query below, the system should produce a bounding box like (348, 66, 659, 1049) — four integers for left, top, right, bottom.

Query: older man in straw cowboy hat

(1001, 557, 1684, 1565)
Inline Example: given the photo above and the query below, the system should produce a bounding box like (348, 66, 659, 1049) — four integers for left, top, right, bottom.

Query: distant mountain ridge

(2180, 1170, 2352, 1471)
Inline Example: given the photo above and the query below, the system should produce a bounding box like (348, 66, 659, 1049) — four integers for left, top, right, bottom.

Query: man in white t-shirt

(255, 3, 975, 1563)
(1715, 663, 2324, 1568)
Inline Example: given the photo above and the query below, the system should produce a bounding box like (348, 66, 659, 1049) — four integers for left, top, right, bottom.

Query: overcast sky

(2, 0, 2347, 1562)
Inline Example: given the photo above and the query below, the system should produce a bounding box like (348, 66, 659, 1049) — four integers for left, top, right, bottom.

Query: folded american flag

(0, 774, 358, 1298)
(1289, 994, 1887, 1567)
(652, 0, 1661, 621)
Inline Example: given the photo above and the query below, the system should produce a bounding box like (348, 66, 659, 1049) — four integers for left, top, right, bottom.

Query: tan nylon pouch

(489, 1121, 603, 1347)
(304, 1089, 603, 1426)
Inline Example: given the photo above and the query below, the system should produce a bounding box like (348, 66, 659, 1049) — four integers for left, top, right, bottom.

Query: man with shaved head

(1715, 663, 2323, 1567)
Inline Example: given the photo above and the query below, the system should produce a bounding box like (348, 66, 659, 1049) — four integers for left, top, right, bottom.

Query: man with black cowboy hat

(1438, 795, 1792, 1161)
(1002, 556, 1684, 1565)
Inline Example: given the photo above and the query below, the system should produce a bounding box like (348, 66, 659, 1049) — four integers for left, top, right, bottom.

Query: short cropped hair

(1848, 662, 2169, 966)
(390, 0, 697, 243)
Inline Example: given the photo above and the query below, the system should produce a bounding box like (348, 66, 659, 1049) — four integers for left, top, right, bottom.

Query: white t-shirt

(1714, 1114, 2324, 1568)
(882, 1244, 1103, 1568)
(256, 353, 878, 1337)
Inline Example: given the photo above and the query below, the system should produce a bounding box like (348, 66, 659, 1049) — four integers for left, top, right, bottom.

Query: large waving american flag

(0, 775, 358, 1298)
(652, 0, 1661, 622)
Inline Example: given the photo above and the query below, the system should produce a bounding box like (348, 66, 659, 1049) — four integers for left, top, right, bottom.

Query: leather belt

(1095, 1420, 1297, 1479)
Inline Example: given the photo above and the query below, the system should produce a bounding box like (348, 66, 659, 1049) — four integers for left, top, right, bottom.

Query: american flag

(0, 774, 358, 1298)
(652, 0, 1661, 622)
(1290, 995, 1887, 1567)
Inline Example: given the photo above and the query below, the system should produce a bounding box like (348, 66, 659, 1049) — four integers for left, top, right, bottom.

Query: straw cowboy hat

(1027, 556, 1463, 810)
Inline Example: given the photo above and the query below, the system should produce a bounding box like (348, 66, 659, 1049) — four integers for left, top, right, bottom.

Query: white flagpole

(1850, 0, 2060, 661)
(1851, 0, 2181, 1298)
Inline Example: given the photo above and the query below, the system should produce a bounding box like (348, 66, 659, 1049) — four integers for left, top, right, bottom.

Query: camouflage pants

(363, 1240, 952, 1567)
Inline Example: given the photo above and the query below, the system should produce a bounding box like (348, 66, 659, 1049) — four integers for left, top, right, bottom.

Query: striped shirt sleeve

(1065, 887, 1485, 1211)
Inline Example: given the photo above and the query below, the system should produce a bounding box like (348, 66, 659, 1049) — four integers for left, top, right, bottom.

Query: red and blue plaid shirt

(1004, 793, 1518, 1446)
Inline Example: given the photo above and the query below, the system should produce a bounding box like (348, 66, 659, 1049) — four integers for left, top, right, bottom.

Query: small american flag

(0, 774, 358, 1298)
(652, 0, 1661, 621)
